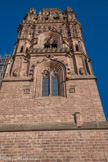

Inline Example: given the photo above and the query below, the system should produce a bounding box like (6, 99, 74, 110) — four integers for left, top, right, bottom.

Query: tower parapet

(9, 7, 92, 81)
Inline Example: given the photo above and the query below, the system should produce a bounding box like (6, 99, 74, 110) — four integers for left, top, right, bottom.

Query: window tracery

(33, 60, 66, 97)
(42, 68, 59, 96)
(44, 37, 58, 48)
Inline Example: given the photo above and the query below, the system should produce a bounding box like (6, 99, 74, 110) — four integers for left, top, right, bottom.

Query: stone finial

(65, 6, 73, 13)
(24, 8, 36, 20)
(28, 8, 36, 15)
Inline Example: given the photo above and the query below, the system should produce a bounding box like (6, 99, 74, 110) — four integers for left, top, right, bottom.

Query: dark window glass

(26, 48, 28, 53)
(44, 44, 50, 48)
(54, 16, 59, 20)
(42, 77, 50, 96)
(76, 45, 79, 51)
(45, 17, 48, 20)
(20, 46, 24, 53)
(52, 77, 59, 96)
(51, 44, 57, 48)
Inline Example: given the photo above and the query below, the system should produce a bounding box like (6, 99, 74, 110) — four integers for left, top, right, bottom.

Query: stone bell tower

(0, 7, 108, 161)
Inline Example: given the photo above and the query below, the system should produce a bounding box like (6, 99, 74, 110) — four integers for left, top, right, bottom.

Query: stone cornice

(0, 121, 108, 132)
(22, 19, 79, 25)
(28, 48, 69, 54)
(22, 20, 65, 24)
(2, 75, 96, 82)
(2, 77, 33, 82)
(73, 52, 91, 60)
(15, 38, 31, 45)
(68, 75, 96, 80)
(30, 53, 66, 57)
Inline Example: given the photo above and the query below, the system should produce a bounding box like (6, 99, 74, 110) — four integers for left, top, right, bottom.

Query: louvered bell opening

(42, 77, 49, 96)
(52, 77, 59, 96)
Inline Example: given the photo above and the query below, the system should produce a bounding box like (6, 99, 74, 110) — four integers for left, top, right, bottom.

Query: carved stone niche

(31, 38, 38, 45)
(23, 86, 31, 94)
(24, 88, 30, 94)
(13, 68, 20, 77)
(69, 85, 75, 93)
(79, 67, 84, 75)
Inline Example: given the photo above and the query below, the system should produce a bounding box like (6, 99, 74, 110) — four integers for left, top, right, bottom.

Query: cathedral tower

(0, 7, 108, 161)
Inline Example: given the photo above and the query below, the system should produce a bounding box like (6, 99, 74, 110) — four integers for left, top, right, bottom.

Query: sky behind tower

(0, 0, 108, 120)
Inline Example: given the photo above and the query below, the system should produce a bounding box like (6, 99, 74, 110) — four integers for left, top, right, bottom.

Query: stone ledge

(0, 121, 108, 132)
(2, 77, 33, 82)
(28, 48, 69, 54)
(2, 75, 96, 82)
(69, 75, 96, 80)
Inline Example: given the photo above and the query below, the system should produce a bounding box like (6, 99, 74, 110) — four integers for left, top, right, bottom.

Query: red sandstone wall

(0, 130, 108, 162)
(0, 79, 105, 124)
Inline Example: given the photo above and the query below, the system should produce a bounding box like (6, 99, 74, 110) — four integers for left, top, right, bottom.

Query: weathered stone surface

(0, 130, 108, 161)
(0, 7, 108, 162)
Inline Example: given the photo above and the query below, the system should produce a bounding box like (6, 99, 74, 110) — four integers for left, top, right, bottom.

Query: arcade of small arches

(18, 31, 82, 53)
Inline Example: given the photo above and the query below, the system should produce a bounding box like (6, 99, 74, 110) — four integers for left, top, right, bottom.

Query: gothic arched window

(20, 46, 24, 53)
(34, 60, 66, 97)
(75, 44, 79, 51)
(26, 48, 28, 53)
(44, 37, 58, 49)
(85, 58, 90, 74)
(52, 76, 59, 96)
(51, 39, 58, 48)
(42, 69, 59, 96)
(42, 76, 50, 96)
(44, 39, 50, 48)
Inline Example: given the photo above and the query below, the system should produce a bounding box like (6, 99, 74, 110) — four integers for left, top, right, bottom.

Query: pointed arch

(37, 31, 63, 49)
(34, 59, 66, 97)
(20, 46, 24, 53)
(75, 44, 79, 51)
